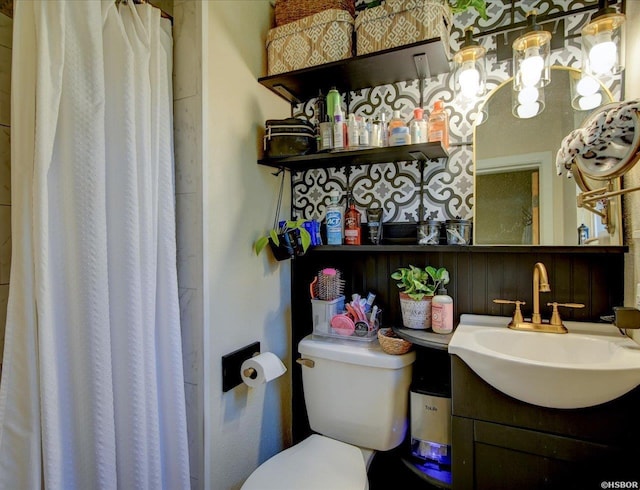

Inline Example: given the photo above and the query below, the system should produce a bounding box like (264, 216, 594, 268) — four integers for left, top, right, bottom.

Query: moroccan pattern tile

(291, 0, 620, 224)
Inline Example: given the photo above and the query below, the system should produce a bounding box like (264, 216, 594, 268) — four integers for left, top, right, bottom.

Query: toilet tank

(298, 335, 415, 451)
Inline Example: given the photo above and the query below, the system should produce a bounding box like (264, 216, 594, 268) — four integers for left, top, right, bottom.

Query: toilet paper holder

(221, 341, 260, 392)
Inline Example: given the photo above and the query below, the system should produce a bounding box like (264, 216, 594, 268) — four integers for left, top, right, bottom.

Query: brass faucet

(494, 262, 583, 334)
(531, 262, 550, 325)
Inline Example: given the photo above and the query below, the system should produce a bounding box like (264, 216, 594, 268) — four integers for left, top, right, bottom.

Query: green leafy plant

(449, 0, 488, 20)
(254, 219, 312, 257)
(391, 265, 450, 301)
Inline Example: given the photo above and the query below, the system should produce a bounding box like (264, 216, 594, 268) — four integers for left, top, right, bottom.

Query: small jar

(389, 127, 411, 146)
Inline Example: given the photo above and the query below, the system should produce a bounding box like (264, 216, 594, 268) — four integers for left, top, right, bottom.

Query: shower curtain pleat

(0, 1, 191, 488)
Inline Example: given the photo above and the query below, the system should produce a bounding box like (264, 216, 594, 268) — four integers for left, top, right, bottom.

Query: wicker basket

(275, 0, 356, 26)
(378, 328, 413, 355)
(355, 0, 452, 58)
(266, 9, 354, 76)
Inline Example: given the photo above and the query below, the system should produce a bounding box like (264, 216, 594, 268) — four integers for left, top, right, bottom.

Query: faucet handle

(547, 302, 585, 326)
(493, 299, 526, 326)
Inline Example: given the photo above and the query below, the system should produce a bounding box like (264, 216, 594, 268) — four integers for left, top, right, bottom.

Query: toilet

(241, 335, 416, 490)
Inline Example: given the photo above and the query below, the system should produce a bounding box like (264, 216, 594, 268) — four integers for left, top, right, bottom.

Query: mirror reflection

(473, 67, 622, 246)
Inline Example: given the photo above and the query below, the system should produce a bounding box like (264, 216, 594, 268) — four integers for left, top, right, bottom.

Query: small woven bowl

(378, 328, 412, 355)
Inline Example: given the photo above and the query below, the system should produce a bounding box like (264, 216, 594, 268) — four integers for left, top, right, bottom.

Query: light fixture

(454, 27, 487, 101)
(512, 11, 552, 92)
(581, 0, 625, 78)
(512, 82, 545, 119)
(570, 71, 604, 111)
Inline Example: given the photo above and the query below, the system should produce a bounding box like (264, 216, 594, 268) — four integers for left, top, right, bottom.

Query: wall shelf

(258, 142, 448, 171)
(305, 244, 629, 254)
(258, 38, 451, 104)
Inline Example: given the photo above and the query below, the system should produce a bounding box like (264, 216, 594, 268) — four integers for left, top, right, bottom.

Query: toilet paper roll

(241, 352, 287, 388)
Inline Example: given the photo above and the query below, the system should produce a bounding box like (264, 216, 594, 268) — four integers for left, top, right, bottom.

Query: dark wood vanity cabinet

(451, 355, 640, 489)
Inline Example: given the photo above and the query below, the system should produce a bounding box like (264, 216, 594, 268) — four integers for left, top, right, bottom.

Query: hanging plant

(253, 169, 312, 261)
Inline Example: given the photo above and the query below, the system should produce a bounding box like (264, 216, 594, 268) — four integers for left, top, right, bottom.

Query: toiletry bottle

(316, 91, 331, 151)
(347, 113, 359, 149)
(344, 194, 361, 245)
(327, 87, 340, 122)
(428, 100, 449, 149)
(333, 101, 346, 150)
(387, 110, 406, 141)
(389, 126, 411, 146)
(319, 113, 333, 151)
(359, 117, 370, 147)
(578, 223, 589, 244)
(379, 110, 389, 147)
(432, 287, 453, 334)
(410, 107, 428, 143)
(326, 191, 344, 245)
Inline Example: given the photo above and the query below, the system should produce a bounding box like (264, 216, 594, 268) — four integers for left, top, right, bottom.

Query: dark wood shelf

(392, 326, 452, 350)
(258, 38, 451, 104)
(258, 142, 448, 171)
(306, 244, 629, 254)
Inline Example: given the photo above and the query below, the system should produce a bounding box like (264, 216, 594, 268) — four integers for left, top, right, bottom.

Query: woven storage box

(275, 0, 356, 26)
(355, 0, 451, 58)
(266, 9, 354, 76)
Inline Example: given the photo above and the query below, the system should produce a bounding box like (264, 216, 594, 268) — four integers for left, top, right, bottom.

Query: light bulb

(459, 63, 481, 98)
(520, 48, 544, 87)
(518, 86, 539, 105)
(516, 102, 541, 119)
(578, 93, 602, 110)
(589, 32, 617, 75)
(576, 76, 599, 96)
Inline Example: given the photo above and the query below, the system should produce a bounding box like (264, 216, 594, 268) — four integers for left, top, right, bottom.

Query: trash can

(409, 347, 452, 466)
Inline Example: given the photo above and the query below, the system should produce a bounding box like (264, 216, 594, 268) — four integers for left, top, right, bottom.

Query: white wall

(202, 2, 292, 489)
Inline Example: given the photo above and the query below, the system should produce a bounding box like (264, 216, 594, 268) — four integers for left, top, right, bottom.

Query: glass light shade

(570, 71, 605, 111)
(512, 83, 545, 119)
(581, 11, 625, 77)
(454, 31, 487, 101)
(513, 31, 551, 90)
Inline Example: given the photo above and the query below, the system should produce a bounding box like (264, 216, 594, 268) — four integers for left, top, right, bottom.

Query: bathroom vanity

(451, 355, 640, 488)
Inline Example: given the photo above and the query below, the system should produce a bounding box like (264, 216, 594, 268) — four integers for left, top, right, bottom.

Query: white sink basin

(449, 314, 640, 409)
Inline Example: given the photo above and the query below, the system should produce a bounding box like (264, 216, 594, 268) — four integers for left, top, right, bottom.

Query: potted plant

(254, 219, 312, 261)
(391, 265, 450, 329)
(449, 0, 488, 19)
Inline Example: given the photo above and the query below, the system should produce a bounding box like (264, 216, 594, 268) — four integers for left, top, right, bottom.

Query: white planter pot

(399, 292, 432, 330)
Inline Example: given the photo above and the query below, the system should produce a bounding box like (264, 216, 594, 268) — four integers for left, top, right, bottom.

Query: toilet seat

(241, 434, 368, 490)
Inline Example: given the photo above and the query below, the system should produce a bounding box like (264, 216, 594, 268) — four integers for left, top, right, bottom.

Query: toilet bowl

(241, 434, 371, 490)
(241, 335, 415, 490)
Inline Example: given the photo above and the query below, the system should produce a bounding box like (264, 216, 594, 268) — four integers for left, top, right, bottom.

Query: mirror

(473, 67, 622, 246)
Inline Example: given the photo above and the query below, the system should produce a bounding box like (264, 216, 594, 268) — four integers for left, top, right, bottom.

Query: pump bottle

(432, 287, 453, 334)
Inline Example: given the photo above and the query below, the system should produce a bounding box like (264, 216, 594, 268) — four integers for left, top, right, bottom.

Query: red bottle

(344, 197, 361, 245)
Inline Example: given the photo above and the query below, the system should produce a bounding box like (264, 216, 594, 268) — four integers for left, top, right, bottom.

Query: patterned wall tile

(291, 0, 621, 224)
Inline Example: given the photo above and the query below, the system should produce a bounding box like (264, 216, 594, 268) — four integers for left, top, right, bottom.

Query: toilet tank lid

(298, 335, 416, 369)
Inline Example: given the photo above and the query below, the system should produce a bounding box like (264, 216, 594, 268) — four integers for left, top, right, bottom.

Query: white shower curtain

(0, 1, 190, 488)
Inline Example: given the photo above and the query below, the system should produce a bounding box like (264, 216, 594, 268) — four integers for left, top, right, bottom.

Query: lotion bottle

(432, 287, 453, 334)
